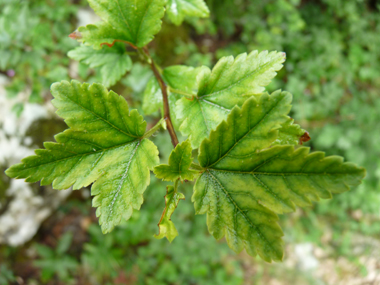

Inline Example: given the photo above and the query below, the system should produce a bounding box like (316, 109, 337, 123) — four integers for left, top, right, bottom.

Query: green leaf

(176, 50, 286, 148)
(6, 81, 159, 234)
(68, 43, 132, 88)
(142, 76, 162, 115)
(77, 0, 166, 49)
(154, 140, 198, 182)
(274, 117, 309, 146)
(193, 93, 366, 262)
(166, 0, 210, 25)
(154, 183, 185, 242)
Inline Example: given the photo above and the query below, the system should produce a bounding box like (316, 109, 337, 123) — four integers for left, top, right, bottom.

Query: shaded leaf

(68, 43, 132, 87)
(77, 0, 165, 49)
(193, 92, 366, 262)
(154, 140, 198, 182)
(166, 0, 210, 25)
(6, 81, 159, 233)
(154, 183, 185, 242)
(176, 50, 286, 148)
(142, 76, 162, 115)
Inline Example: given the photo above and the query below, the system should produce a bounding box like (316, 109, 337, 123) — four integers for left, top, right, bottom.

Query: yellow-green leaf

(176, 50, 286, 148)
(5, 81, 159, 234)
(193, 92, 366, 262)
(154, 140, 198, 182)
(77, 0, 165, 49)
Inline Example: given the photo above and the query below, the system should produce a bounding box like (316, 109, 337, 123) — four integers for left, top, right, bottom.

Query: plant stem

(142, 47, 179, 147)
(142, 118, 164, 139)
(168, 87, 195, 99)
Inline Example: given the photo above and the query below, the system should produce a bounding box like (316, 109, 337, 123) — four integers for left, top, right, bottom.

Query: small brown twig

(142, 47, 179, 147)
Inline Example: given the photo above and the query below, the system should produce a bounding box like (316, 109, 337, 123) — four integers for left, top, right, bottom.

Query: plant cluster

(5, 0, 367, 263)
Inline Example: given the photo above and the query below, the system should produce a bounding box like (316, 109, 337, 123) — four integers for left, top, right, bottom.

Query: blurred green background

(0, 0, 379, 284)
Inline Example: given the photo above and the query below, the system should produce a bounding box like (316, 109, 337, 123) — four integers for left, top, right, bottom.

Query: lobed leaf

(6, 80, 159, 234)
(154, 183, 185, 242)
(193, 92, 366, 262)
(166, 0, 210, 25)
(77, 0, 165, 49)
(68, 43, 132, 87)
(154, 140, 198, 182)
(176, 50, 286, 148)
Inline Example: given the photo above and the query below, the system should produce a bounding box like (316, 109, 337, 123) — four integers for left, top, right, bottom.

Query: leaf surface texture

(176, 50, 286, 148)
(193, 93, 366, 261)
(6, 81, 159, 233)
(77, 0, 165, 48)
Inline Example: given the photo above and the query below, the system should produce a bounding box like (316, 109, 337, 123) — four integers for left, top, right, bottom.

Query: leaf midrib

(16, 139, 140, 172)
(61, 92, 139, 139)
(204, 96, 283, 168)
(107, 140, 141, 222)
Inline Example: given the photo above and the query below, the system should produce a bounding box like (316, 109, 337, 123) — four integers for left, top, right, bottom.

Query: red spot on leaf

(68, 31, 82, 40)
(299, 132, 311, 145)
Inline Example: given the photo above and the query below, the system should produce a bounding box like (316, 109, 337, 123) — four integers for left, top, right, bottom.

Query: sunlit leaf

(76, 0, 165, 49)
(176, 50, 286, 148)
(6, 81, 159, 233)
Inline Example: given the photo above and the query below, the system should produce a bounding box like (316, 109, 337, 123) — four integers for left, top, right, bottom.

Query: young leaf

(193, 93, 366, 262)
(166, 0, 210, 25)
(154, 183, 185, 242)
(5, 81, 159, 234)
(68, 43, 132, 87)
(154, 140, 198, 182)
(176, 50, 286, 148)
(77, 0, 165, 49)
(274, 117, 309, 146)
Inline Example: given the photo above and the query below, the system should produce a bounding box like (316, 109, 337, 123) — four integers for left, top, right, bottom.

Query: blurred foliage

(0, 0, 379, 284)
(0, 264, 16, 285)
(33, 232, 78, 283)
(0, 0, 83, 110)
